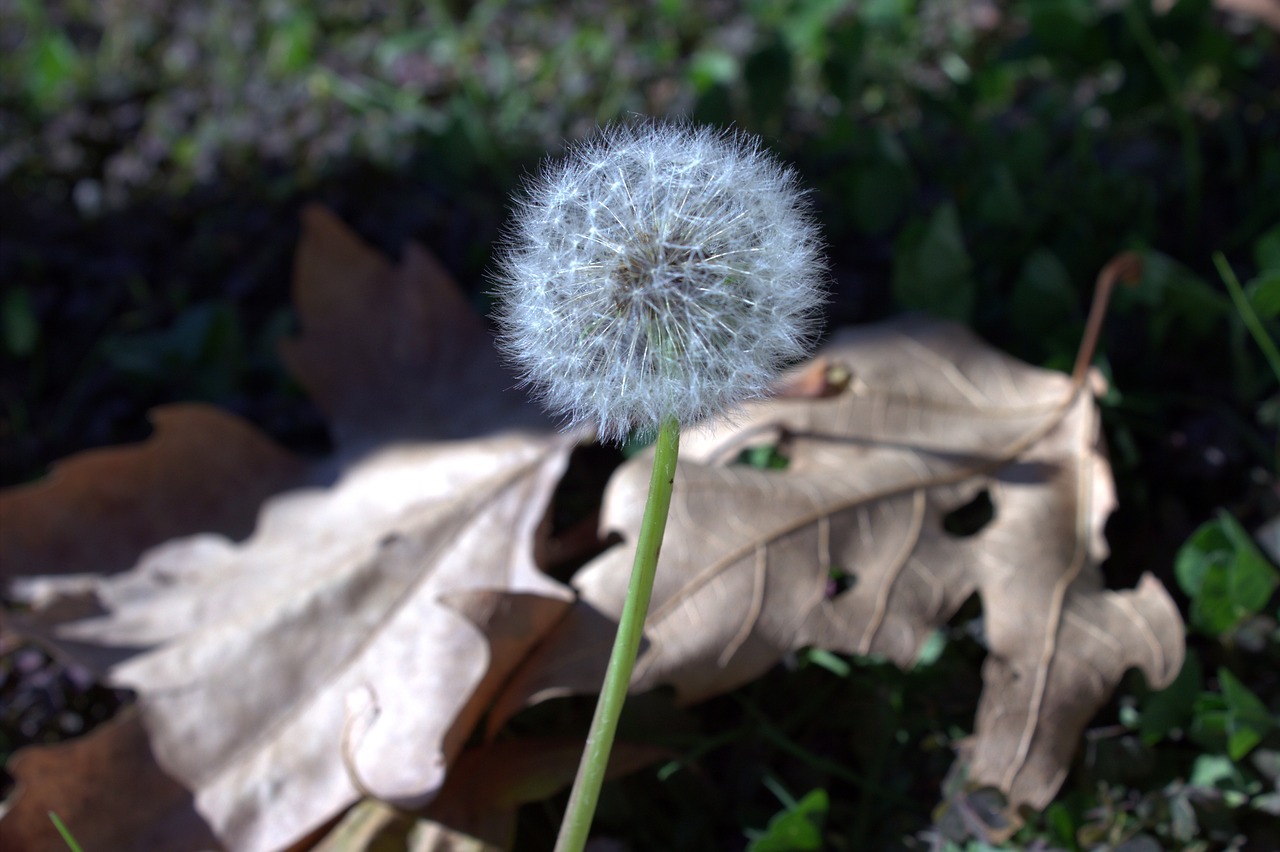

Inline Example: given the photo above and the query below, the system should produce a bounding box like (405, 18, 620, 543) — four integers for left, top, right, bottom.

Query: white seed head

(492, 121, 826, 444)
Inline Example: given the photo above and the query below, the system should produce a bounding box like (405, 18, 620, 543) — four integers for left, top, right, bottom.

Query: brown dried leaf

(280, 206, 544, 446)
(1, 210, 576, 851)
(418, 737, 669, 851)
(311, 739, 668, 852)
(0, 709, 220, 852)
(490, 317, 1185, 816)
(0, 404, 304, 582)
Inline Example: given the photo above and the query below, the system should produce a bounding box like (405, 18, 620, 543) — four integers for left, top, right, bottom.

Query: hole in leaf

(734, 443, 790, 470)
(826, 564, 855, 598)
(942, 489, 994, 538)
(536, 443, 624, 581)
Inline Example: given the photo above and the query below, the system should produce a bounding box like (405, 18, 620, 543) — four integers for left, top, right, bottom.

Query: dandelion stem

(555, 415, 680, 852)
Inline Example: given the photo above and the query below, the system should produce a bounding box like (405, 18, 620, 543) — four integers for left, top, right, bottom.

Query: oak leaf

(0, 709, 219, 852)
(489, 317, 1185, 819)
(2, 205, 1187, 848)
(0, 404, 305, 583)
(1, 207, 576, 851)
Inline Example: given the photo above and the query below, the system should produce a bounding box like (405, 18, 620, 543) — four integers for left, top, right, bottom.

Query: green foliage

(1217, 251, 1280, 387)
(1101, 503, 1280, 851)
(1135, 648, 1202, 747)
(1192, 668, 1276, 762)
(892, 203, 975, 322)
(747, 783, 828, 851)
(736, 444, 791, 471)
(1175, 511, 1279, 637)
(1105, 561, 1279, 850)
(5, 0, 86, 110)
(2, 288, 38, 359)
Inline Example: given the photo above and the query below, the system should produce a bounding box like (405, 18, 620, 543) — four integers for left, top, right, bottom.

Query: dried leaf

(418, 738, 669, 851)
(0, 709, 220, 852)
(1, 209, 576, 851)
(280, 205, 543, 446)
(490, 317, 1185, 817)
(0, 404, 304, 583)
(308, 799, 418, 852)
(312, 739, 668, 852)
(2, 206, 1186, 847)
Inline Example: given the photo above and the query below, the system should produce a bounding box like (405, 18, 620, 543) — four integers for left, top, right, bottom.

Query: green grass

(48, 812, 84, 852)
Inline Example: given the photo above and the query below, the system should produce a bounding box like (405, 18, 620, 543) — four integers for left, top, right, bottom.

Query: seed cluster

(493, 122, 826, 443)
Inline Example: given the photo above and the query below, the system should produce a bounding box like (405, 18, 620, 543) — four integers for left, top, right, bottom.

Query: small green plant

(1175, 511, 1279, 638)
(1191, 668, 1276, 762)
(1105, 508, 1280, 850)
(747, 781, 828, 852)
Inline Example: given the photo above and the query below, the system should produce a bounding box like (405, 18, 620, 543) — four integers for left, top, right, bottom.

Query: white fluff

(492, 121, 826, 444)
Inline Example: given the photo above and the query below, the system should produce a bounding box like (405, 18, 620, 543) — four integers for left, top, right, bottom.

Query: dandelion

(490, 121, 826, 852)
(493, 121, 825, 444)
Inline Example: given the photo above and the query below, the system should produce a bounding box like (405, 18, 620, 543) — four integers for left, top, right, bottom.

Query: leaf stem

(1072, 251, 1143, 388)
(555, 415, 680, 852)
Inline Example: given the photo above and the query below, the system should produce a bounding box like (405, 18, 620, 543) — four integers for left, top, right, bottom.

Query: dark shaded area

(942, 488, 994, 538)
(0, 159, 532, 486)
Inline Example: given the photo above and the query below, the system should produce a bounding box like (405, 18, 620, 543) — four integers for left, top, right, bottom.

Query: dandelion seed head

(492, 121, 826, 444)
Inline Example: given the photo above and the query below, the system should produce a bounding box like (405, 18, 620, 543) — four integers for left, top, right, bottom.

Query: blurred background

(1, 1, 1278, 848)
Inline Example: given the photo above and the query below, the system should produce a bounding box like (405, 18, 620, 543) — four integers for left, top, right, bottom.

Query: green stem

(555, 416, 680, 852)
(48, 812, 84, 852)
